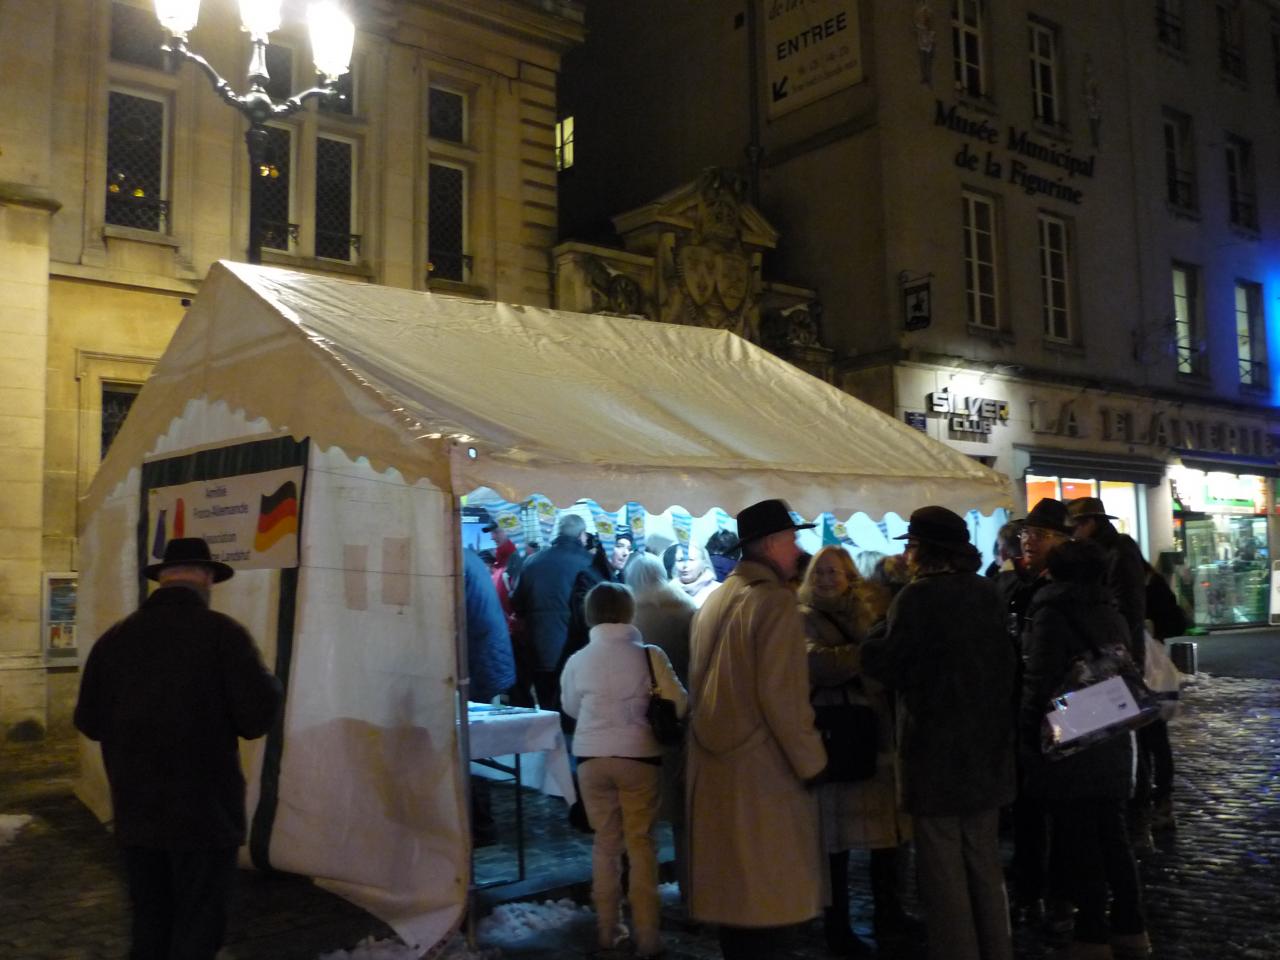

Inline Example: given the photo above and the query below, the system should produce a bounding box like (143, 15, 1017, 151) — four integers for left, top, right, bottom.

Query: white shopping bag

(1044, 676, 1144, 753)
(1143, 631, 1182, 720)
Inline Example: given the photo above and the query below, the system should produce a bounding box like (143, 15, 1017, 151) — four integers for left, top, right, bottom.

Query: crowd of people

(75, 491, 1181, 960)
(462, 495, 1177, 960)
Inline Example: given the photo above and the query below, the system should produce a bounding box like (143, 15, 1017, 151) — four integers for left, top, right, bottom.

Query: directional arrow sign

(771, 77, 788, 102)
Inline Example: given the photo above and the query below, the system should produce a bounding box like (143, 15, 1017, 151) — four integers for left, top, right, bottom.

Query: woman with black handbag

(560, 582, 687, 958)
(799, 546, 916, 955)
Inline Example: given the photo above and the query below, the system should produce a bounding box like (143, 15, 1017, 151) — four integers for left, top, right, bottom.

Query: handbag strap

(643, 644, 659, 693)
(815, 607, 859, 646)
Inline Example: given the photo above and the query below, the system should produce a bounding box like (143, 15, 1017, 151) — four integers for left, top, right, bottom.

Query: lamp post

(154, 0, 355, 265)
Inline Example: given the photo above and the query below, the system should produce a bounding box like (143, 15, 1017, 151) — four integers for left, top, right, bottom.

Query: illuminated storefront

(1169, 466, 1273, 627)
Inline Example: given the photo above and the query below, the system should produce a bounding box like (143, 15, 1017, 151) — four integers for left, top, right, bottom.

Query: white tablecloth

(466, 705, 575, 804)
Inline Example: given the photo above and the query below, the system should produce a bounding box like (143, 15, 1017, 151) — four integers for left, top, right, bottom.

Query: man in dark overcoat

(74, 537, 282, 960)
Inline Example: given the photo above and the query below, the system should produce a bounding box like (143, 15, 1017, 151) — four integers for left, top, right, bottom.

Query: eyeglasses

(1019, 527, 1066, 544)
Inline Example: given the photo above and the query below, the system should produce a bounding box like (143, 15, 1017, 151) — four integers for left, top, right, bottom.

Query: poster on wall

(146, 465, 305, 572)
(763, 0, 863, 120)
(43, 572, 78, 661)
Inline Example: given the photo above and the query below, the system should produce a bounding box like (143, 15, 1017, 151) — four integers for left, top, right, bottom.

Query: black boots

(870, 846, 924, 942)
(825, 852, 874, 956)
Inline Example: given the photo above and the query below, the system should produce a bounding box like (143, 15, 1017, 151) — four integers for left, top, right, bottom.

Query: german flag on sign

(255, 481, 298, 552)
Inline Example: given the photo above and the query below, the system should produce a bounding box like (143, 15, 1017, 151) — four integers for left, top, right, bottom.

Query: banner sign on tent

(147, 466, 305, 570)
(671, 508, 692, 546)
(626, 502, 646, 551)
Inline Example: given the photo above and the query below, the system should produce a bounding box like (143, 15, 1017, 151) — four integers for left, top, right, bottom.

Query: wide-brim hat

(144, 537, 235, 583)
(1066, 496, 1117, 525)
(1023, 498, 1071, 535)
(735, 498, 815, 544)
(894, 505, 970, 546)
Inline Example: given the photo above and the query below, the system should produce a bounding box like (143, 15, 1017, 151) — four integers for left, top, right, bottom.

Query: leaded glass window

(106, 90, 168, 232)
(429, 87, 465, 143)
(316, 136, 355, 261)
(259, 125, 294, 252)
(101, 384, 140, 458)
(428, 163, 466, 281)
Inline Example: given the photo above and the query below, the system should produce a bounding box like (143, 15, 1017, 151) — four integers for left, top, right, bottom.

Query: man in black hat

(686, 499, 827, 959)
(861, 506, 1016, 960)
(74, 537, 283, 960)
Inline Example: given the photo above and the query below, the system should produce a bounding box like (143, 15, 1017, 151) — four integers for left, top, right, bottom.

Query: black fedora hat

(894, 505, 970, 546)
(1023, 498, 1071, 535)
(1066, 496, 1117, 526)
(735, 498, 815, 545)
(144, 537, 235, 583)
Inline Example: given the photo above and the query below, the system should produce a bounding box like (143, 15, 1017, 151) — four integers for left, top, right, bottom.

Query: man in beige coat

(687, 499, 828, 959)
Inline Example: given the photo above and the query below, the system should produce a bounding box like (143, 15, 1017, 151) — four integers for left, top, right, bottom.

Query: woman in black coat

(1019, 539, 1150, 960)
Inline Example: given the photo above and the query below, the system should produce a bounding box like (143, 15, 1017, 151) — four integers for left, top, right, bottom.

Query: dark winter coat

(861, 571, 1017, 817)
(464, 547, 516, 701)
(510, 534, 593, 671)
(1018, 580, 1135, 800)
(1095, 525, 1147, 669)
(73, 585, 283, 850)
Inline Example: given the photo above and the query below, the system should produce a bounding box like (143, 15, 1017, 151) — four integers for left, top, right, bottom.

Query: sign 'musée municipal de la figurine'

(934, 101, 1097, 205)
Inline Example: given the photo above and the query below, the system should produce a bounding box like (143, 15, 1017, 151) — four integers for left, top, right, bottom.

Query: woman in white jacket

(561, 582, 688, 958)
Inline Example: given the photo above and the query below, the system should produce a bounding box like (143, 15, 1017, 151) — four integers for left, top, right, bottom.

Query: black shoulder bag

(810, 610, 878, 783)
(644, 646, 685, 746)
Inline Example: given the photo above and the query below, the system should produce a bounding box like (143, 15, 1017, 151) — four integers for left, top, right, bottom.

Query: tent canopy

(87, 261, 1009, 521)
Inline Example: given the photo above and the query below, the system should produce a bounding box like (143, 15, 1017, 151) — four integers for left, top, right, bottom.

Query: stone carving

(914, 2, 936, 86)
(762, 304, 824, 352)
(658, 169, 760, 341)
(583, 255, 646, 316)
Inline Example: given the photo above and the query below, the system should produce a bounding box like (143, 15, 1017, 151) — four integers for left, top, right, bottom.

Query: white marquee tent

(76, 261, 1012, 950)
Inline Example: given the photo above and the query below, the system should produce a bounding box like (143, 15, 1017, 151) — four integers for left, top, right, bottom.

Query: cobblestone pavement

(2, 674, 1276, 959)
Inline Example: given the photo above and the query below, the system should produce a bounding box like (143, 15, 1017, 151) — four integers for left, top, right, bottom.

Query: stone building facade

(0, 0, 582, 738)
(558, 0, 1280, 627)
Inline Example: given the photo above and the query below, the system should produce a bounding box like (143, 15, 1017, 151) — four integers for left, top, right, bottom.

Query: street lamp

(154, 0, 355, 264)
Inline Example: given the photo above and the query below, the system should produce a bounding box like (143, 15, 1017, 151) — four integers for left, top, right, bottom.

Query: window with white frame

(1028, 20, 1061, 125)
(556, 116, 575, 171)
(315, 135, 358, 261)
(1162, 109, 1196, 211)
(962, 191, 999, 330)
(1155, 0, 1186, 52)
(1225, 134, 1258, 230)
(428, 162, 467, 282)
(105, 88, 169, 232)
(1038, 213, 1072, 342)
(1172, 263, 1203, 375)
(1217, 1, 1246, 79)
(952, 0, 987, 98)
(1235, 280, 1266, 386)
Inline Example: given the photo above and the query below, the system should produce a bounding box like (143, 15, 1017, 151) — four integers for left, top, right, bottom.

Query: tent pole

(447, 463, 478, 948)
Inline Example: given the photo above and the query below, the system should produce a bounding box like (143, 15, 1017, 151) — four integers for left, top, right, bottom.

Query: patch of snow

(0, 814, 33, 847)
(476, 898, 594, 946)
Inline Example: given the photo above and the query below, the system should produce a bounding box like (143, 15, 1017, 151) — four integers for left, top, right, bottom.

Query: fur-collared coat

(801, 586, 911, 852)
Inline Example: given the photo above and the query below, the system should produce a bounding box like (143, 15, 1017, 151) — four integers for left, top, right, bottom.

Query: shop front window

(1024, 475, 1140, 537)
(1170, 467, 1271, 626)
